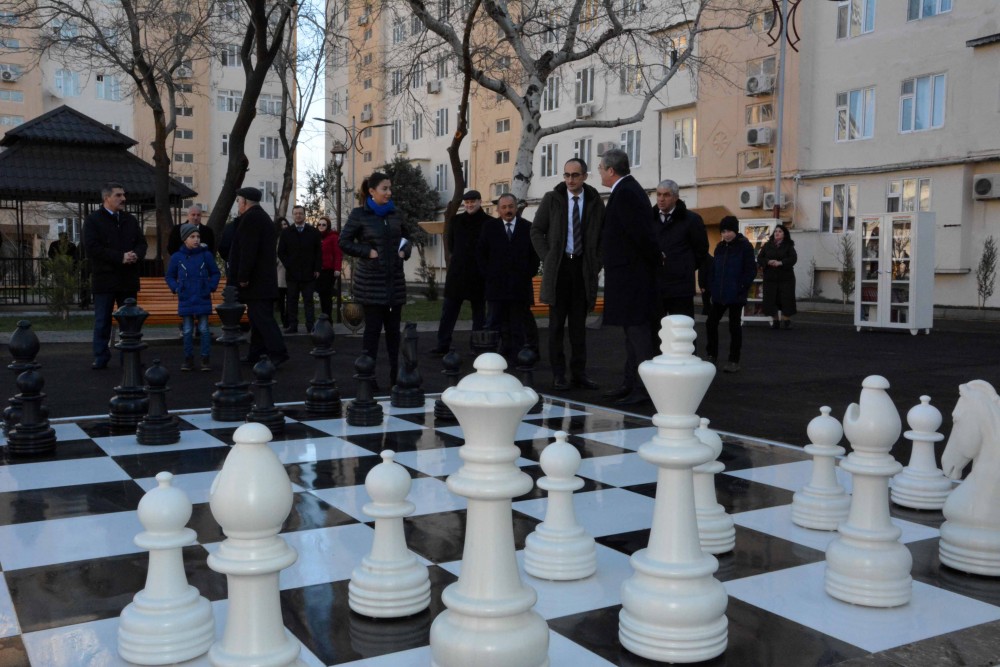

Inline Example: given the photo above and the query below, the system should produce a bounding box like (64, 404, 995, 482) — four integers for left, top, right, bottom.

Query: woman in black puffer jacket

(339, 172, 412, 388)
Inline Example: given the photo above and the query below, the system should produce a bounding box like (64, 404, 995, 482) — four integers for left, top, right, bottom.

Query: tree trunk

(511, 100, 543, 203)
(150, 108, 174, 267)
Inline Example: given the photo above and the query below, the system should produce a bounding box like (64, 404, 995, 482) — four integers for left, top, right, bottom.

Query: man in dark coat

(82, 182, 148, 369)
(598, 149, 661, 405)
(430, 190, 489, 354)
(167, 205, 216, 256)
(530, 158, 605, 390)
(277, 205, 323, 333)
(706, 216, 757, 373)
(652, 179, 708, 318)
(478, 193, 538, 360)
(228, 187, 288, 366)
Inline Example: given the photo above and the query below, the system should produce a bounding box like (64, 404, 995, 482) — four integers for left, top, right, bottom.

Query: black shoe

(91, 359, 109, 370)
(615, 389, 650, 406)
(572, 376, 600, 390)
(271, 353, 290, 367)
(553, 376, 570, 391)
(602, 385, 632, 400)
(240, 355, 259, 364)
(782, 320, 792, 330)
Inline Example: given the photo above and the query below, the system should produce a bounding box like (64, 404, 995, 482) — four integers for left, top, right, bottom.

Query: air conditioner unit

(738, 186, 763, 208)
(360, 109, 373, 122)
(0, 70, 18, 83)
(357, 13, 369, 25)
(745, 74, 775, 96)
(426, 80, 442, 94)
(176, 66, 192, 79)
(395, 142, 408, 154)
(596, 141, 618, 157)
(576, 103, 593, 119)
(973, 173, 1000, 200)
(762, 192, 787, 210)
(746, 125, 772, 146)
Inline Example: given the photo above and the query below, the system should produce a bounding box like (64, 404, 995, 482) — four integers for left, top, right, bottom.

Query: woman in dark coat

(757, 224, 797, 329)
(706, 216, 757, 373)
(339, 172, 412, 388)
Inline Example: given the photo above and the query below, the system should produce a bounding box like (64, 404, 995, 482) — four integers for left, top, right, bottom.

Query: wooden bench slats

(529, 278, 604, 316)
(137, 276, 236, 325)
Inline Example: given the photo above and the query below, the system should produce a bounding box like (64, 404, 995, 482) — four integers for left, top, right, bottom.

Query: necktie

(660, 212, 666, 224)
(572, 196, 582, 254)
(506, 223, 513, 240)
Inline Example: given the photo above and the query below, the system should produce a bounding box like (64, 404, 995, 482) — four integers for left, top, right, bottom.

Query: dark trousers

(316, 270, 338, 319)
(246, 299, 287, 362)
(286, 278, 316, 331)
(276, 287, 288, 326)
(706, 303, 744, 362)
(486, 299, 533, 358)
(622, 323, 654, 390)
(92, 291, 135, 363)
(550, 257, 588, 379)
(362, 304, 403, 384)
(436, 296, 485, 349)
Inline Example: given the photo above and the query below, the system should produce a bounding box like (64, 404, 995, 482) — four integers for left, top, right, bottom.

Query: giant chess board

(1, 395, 999, 666)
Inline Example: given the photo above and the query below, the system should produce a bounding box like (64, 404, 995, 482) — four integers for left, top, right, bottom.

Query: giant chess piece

(619, 315, 728, 663)
(469, 329, 499, 356)
(891, 396, 951, 510)
(349, 450, 431, 617)
(118, 472, 214, 664)
(211, 286, 253, 422)
(429, 353, 549, 667)
(523, 431, 596, 580)
(5, 367, 57, 457)
(825, 375, 912, 607)
(305, 315, 341, 419)
(3, 320, 40, 434)
(939, 380, 1000, 575)
(247, 356, 284, 435)
(347, 355, 383, 427)
(208, 423, 304, 666)
(693, 418, 735, 554)
(109, 299, 149, 434)
(136, 360, 180, 446)
(792, 407, 850, 530)
(516, 346, 543, 414)
(391, 322, 425, 408)
(433, 350, 462, 422)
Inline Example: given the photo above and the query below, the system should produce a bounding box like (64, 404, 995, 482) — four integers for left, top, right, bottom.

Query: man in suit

(598, 149, 661, 405)
(82, 182, 148, 369)
(530, 158, 605, 390)
(652, 179, 708, 319)
(167, 205, 216, 256)
(478, 193, 539, 360)
(277, 205, 323, 333)
(228, 187, 288, 366)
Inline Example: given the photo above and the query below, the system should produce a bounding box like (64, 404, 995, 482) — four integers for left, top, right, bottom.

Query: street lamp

(331, 140, 347, 323)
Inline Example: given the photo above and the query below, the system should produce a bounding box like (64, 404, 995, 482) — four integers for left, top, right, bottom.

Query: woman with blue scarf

(340, 172, 412, 390)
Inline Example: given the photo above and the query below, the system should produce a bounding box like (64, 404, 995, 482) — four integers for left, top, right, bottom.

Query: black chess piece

(433, 349, 462, 422)
(346, 354, 383, 427)
(212, 286, 253, 421)
(469, 329, 500, 357)
(3, 320, 41, 434)
(391, 322, 425, 408)
(109, 299, 149, 434)
(516, 345, 543, 414)
(136, 360, 180, 446)
(6, 367, 56, 457)
(247, 356, 285, 434)
(305, 315, 341, 419)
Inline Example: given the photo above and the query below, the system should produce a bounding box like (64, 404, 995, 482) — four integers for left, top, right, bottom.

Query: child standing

(166, 223, 221, 371)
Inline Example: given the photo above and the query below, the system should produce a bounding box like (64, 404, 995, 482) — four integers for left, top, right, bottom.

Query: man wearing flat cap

(227, 186, 288, 366)
(429, 189, 489, 355)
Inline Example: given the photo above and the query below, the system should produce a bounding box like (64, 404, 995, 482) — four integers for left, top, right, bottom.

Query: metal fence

(0, 257, 167, 307)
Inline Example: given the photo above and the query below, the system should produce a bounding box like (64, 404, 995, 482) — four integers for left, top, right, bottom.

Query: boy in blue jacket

(166, 223, 221, 371)
(706, 216, 757, 373)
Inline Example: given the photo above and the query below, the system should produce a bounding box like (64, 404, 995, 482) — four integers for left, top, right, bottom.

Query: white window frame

(436, 108, 449, 137)
(886, 177, 931, 212)
(836, 86, 875, 141)
(907, 0, 951, 20)
(495, 150, 510, 165)
(820, 183, 858, 233)
(0, 114, 24, 126)
(54, 68, 81, 97)
(899, 73, 945, 133)
(221, 134, 229, 155)
(411, 62, 424, 89)
(575, 68, 594, 105)
(745, 102, 774, 125)
(220, 43, 240, 67)
(573, 137, 591, 167)
(173, 152, 194, 163)
(435, 163, 449, 192)
(259, 136, 280, 160)
(258, 93, 282, 114)
(390, 119, 402, 145)
(95, 74, 121, 101)
(673, 118, 696, 158)
(392, 18, 406, 44)
(620, 129, 641, 167)
(539, 143, 558, 177)
(496, 118, 510, 133)
(836, 0, 876, 39)
(411, 114, 423, 140)
(541, 76, 561, 112)
(176, 128, 193, 140)
(216, 90, 242, 112)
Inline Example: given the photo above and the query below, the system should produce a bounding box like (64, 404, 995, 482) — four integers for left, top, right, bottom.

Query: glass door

(889, 217, 912, 325)
(858, 216, 881, 324)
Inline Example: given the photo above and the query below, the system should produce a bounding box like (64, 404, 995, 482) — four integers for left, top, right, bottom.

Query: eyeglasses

(563, 172, 584, 179)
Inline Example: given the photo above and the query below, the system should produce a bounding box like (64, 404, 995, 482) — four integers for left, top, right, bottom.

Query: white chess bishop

(891, 395, 952, 510)
(693, 418, 735, 554)
(792, 407, 850, 531)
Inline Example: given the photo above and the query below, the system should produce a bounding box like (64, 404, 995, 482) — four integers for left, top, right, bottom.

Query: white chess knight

(939, 380, 1000, 575)
(118, 471, 215, 665)
(891, 395, 952, 510)
(824, 376, 912, 607)
(792, 407, 850, 531)
(349, 450, 431, 617)
(693, 418, 735, 554)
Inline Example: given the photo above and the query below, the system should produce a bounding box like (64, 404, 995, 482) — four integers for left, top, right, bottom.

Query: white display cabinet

(855, 213, 935, 335)
(740, 218, 778, 323)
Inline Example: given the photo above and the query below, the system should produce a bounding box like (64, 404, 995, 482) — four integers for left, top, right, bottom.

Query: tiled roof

(0, 105, 137, 148)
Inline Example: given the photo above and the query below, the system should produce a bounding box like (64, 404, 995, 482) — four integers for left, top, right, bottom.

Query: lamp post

(331, 141, 347, 322)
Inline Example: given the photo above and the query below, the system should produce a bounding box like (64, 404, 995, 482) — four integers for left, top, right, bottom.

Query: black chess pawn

(347, 354, 383, 427)
(469, 329, 500, 358)
(109, 299, 149, 434)
(136, 360, 180, 446)
(391, 322, 425, 408)
(4, 320, 41, 434)
(516, 345, 543, 414)
(433, 349, 463, 422)
(212, 286, 253, 422)
(305, 315, 341, 419)
(6, 367, 56, 457)
(247, 356, 285, 434)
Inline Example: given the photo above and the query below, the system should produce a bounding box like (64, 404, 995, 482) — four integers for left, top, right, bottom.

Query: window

(363, 53, 373, 66)
(619, 55, 641, 94)
(411, 14, 424, 35)
(363, 78, 372, 90)
(542, 13, 560, 44)
(55, 217, 82, 244)
(220, 44, 240, 67)
(575, 68, 594, 105)
(216, 90, 242, 112)
(221, 134, 229, 155)
(0, 114, 23, 126)
(573, 137, 591, 167)
(821, 183, 858, 233)
(539, 143, 558, 177)
(581, 0, 599, 30)
(0, 37, 19, 49)
(54, 68, 81, 97)
(175, 105, 193, 117)
(412, 114, 423, 140)
(435, 163, 448, 192)
(391, 119, 402, 145)
(259, 136, 280, 159)
(742, 149, 772, 171)
(106, 123, 121, 132)
(462, 160, 469, 183)
(178, 176, 194, 187)
(437, 0, 451, 21)
(0, 89, 23, 102)
(747, 56, 776, 79)
(52, 20, 78, 38)
(176, 129, 193, 140)
(363, 28, 372, 41)
(176, 83, 193, 93)
(496, 118, 510, 133)
(362, 127, 372, 138)
(363, 152, 372, 163)
(411, 62, 424, 89)
(749, 9, 775, 33)
(259, 181, 279, 202)
(219, 0, 240, 20)
(391, 69, 404, 96)
(620, 129, 641, 166)
(495, 150, 510, 165)
(745, 102, 774, 125)
(836, 87, 875, 141)
(837, 0, 875, 38)
(258, 94, 282, 114)
(436, 56, 448, 80)
(542, 76, 561, 111)
(174, 152, 194, 163)
(673, 118, 696, 158)
(621, 0, 643, 18)
(900, 74, 945, 132)
(331, 91, 344, 115)
(436, 108, 449, 136)
(493, 182, 511, 197)
(0, 63, 22, 78)
(0, 11, 18, 25)
(908, 0, 951, 20)
(393, 18, 406, 44)
(887, 178, 931, 212)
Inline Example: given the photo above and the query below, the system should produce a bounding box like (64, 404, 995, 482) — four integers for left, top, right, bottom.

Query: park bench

(137, 276, 242, 326)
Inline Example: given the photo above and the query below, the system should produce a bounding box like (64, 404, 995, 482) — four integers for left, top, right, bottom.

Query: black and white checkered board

(1, 395, 999, 667)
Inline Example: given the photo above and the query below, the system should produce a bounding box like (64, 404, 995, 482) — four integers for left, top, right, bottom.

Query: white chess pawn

(891, 396, 952, 510)
(208, 422, 304, 666)
(792, 407, 850, 531)
(118, 471, 215, 665)
(693, 418, 735, 554)
(349, 450, 431, 617)
(523, 431, 597, 580)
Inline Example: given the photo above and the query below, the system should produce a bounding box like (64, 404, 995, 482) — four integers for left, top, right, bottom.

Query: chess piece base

(433, 399, 456, 422)
(6, 426, 57, 457)
(347, 401, 383, 427)
(791, 488, 850, 531)
(523, 528, 597, 581)
(696, 508, 736, 555)
(825, 530, 913, 607)
(430, 607, 549, 667)
(391, 388, 425, 409)
(939, 520, 1000, 576)
(118, 586, 214, 665)
(136, 418, 181, 446)
(348, 557, 431, 618)
(890, 472, 952, 511)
